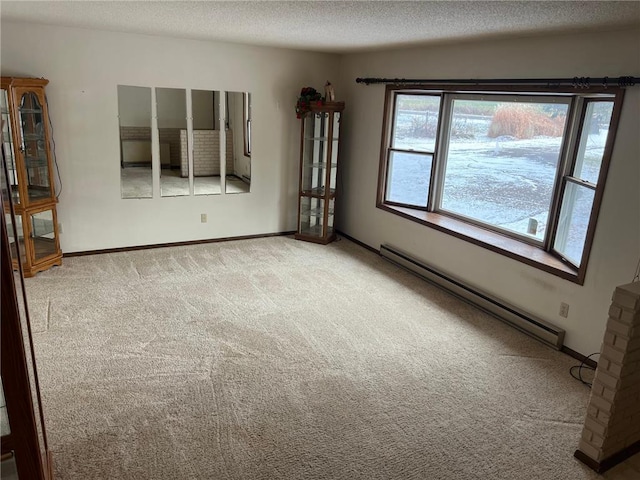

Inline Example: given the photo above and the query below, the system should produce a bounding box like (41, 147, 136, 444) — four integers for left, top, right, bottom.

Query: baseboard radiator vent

(380, 244, 565, 350)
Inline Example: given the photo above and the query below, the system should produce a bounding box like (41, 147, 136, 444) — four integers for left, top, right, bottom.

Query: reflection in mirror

(1, 375, 9, 436)
(20, 92, 52, 203)
(118, 85, 152, 198)
(2, 89, 20, 204)
(193, 90, 222, 195)
(225, 92, 251, 194)
(157, 88, 189, 197)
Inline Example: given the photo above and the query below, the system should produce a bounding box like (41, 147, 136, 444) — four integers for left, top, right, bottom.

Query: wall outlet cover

(559, 302, 570, 318)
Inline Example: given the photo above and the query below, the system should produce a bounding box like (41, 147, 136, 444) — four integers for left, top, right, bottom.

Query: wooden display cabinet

(1, 77, 61, 277)
(295, 101, 345, 244)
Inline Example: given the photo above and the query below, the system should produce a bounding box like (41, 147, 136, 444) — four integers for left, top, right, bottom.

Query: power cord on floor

(570, 352, 599, 387)
(45, 94, 62, 199)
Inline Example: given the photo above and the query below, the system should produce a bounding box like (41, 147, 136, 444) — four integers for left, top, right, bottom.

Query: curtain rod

(355, 76, 639, 88)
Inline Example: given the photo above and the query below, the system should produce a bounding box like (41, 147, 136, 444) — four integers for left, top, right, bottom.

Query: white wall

(1, 22, 339, 252)
(337, 28, 640, 355)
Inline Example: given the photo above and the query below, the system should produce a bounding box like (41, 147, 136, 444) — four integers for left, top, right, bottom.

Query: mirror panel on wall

(157, 88, 189, 197)
(118, 85, 152, 199)
(193, 90, 222, 196)
(118, 87, 253, 199)
(225, 91, 251, 194)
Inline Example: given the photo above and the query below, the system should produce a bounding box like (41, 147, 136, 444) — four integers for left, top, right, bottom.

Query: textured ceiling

(1, 1, 639, 53)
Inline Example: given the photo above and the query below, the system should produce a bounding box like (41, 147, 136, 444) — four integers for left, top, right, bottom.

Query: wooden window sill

(378, 203, 582, 284)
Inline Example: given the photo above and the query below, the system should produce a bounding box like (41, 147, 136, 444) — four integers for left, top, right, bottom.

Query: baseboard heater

(379, 244, 565, 350)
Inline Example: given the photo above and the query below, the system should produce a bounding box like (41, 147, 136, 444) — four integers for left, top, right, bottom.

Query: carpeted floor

(23, 236, 640, 479)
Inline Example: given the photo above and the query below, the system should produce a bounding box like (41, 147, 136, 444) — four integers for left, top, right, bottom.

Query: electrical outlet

(559, 302, 569, 318)
(58, 223, 63, 234)
(200, 213, 207, 223)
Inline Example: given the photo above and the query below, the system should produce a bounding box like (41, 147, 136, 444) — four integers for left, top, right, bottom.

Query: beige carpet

(23, 236, 639, 479)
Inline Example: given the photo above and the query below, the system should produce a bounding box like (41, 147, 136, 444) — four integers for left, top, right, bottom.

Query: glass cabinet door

(301, 112, 336, 195)
(5, 211, 27, 265)
(1, 89, 19, 205)
(29, 209, 58, 263)
(16, 90, 52, 204)
(330, 111, 341, 192)
(299, 197, 336, 238)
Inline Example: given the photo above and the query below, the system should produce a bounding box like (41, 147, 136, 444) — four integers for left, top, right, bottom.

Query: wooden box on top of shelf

(1, 77, 62, 277)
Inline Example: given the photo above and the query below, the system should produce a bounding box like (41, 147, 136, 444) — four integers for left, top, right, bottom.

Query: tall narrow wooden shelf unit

(295, 101, 345, 244)
(1, 77, 62, 277)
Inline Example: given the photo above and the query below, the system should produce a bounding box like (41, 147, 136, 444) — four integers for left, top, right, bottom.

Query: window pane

(554, 182, 595, 266)
(440, 98, 569, 240)
(573, 101, 614, 184)
(386, 151, 431, 207)
(392, 95, 441, 152)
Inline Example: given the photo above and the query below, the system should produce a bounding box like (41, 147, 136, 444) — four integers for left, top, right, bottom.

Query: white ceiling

(1, 1, 639, 53)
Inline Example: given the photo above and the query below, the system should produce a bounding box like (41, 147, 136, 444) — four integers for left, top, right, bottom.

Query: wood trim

(1, 451, 14, 462)
(309, 101, 345, 113)
(575, 439, 640, 474)
(1, 435, 14, 455)
(377, 86, 395, 206)
(23, 256, 62, 278)
(561, 346, 598, 368)
(296, 112, 305, 236)
(572, 91, 625, 285)
(1, 77, 49, 88)
(294, 233, 336, 245)
(378, 204, 580, 283)
(574, 449, 602, 472)
(335, 230, 379, 254)
(63, 231, 296, 257)
(46, 450, 54, 480)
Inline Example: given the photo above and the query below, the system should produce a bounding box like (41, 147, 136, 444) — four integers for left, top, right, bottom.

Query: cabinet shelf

(22, 133, 45, 141)
(296, 101, 344, 245)
(304, 162, 337, 168)
(304, 136, 340, 141)
(301, 206, 334, 217)
(25, 156, 48, 168)
(298, 224, 324, 237)
(301, 186, 336, 197)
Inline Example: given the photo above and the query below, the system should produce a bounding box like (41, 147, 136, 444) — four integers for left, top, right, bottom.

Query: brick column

(575, 281, 640, 473)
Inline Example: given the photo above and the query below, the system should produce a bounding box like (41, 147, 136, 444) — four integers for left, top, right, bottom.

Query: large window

(378, 86, 623, 283)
